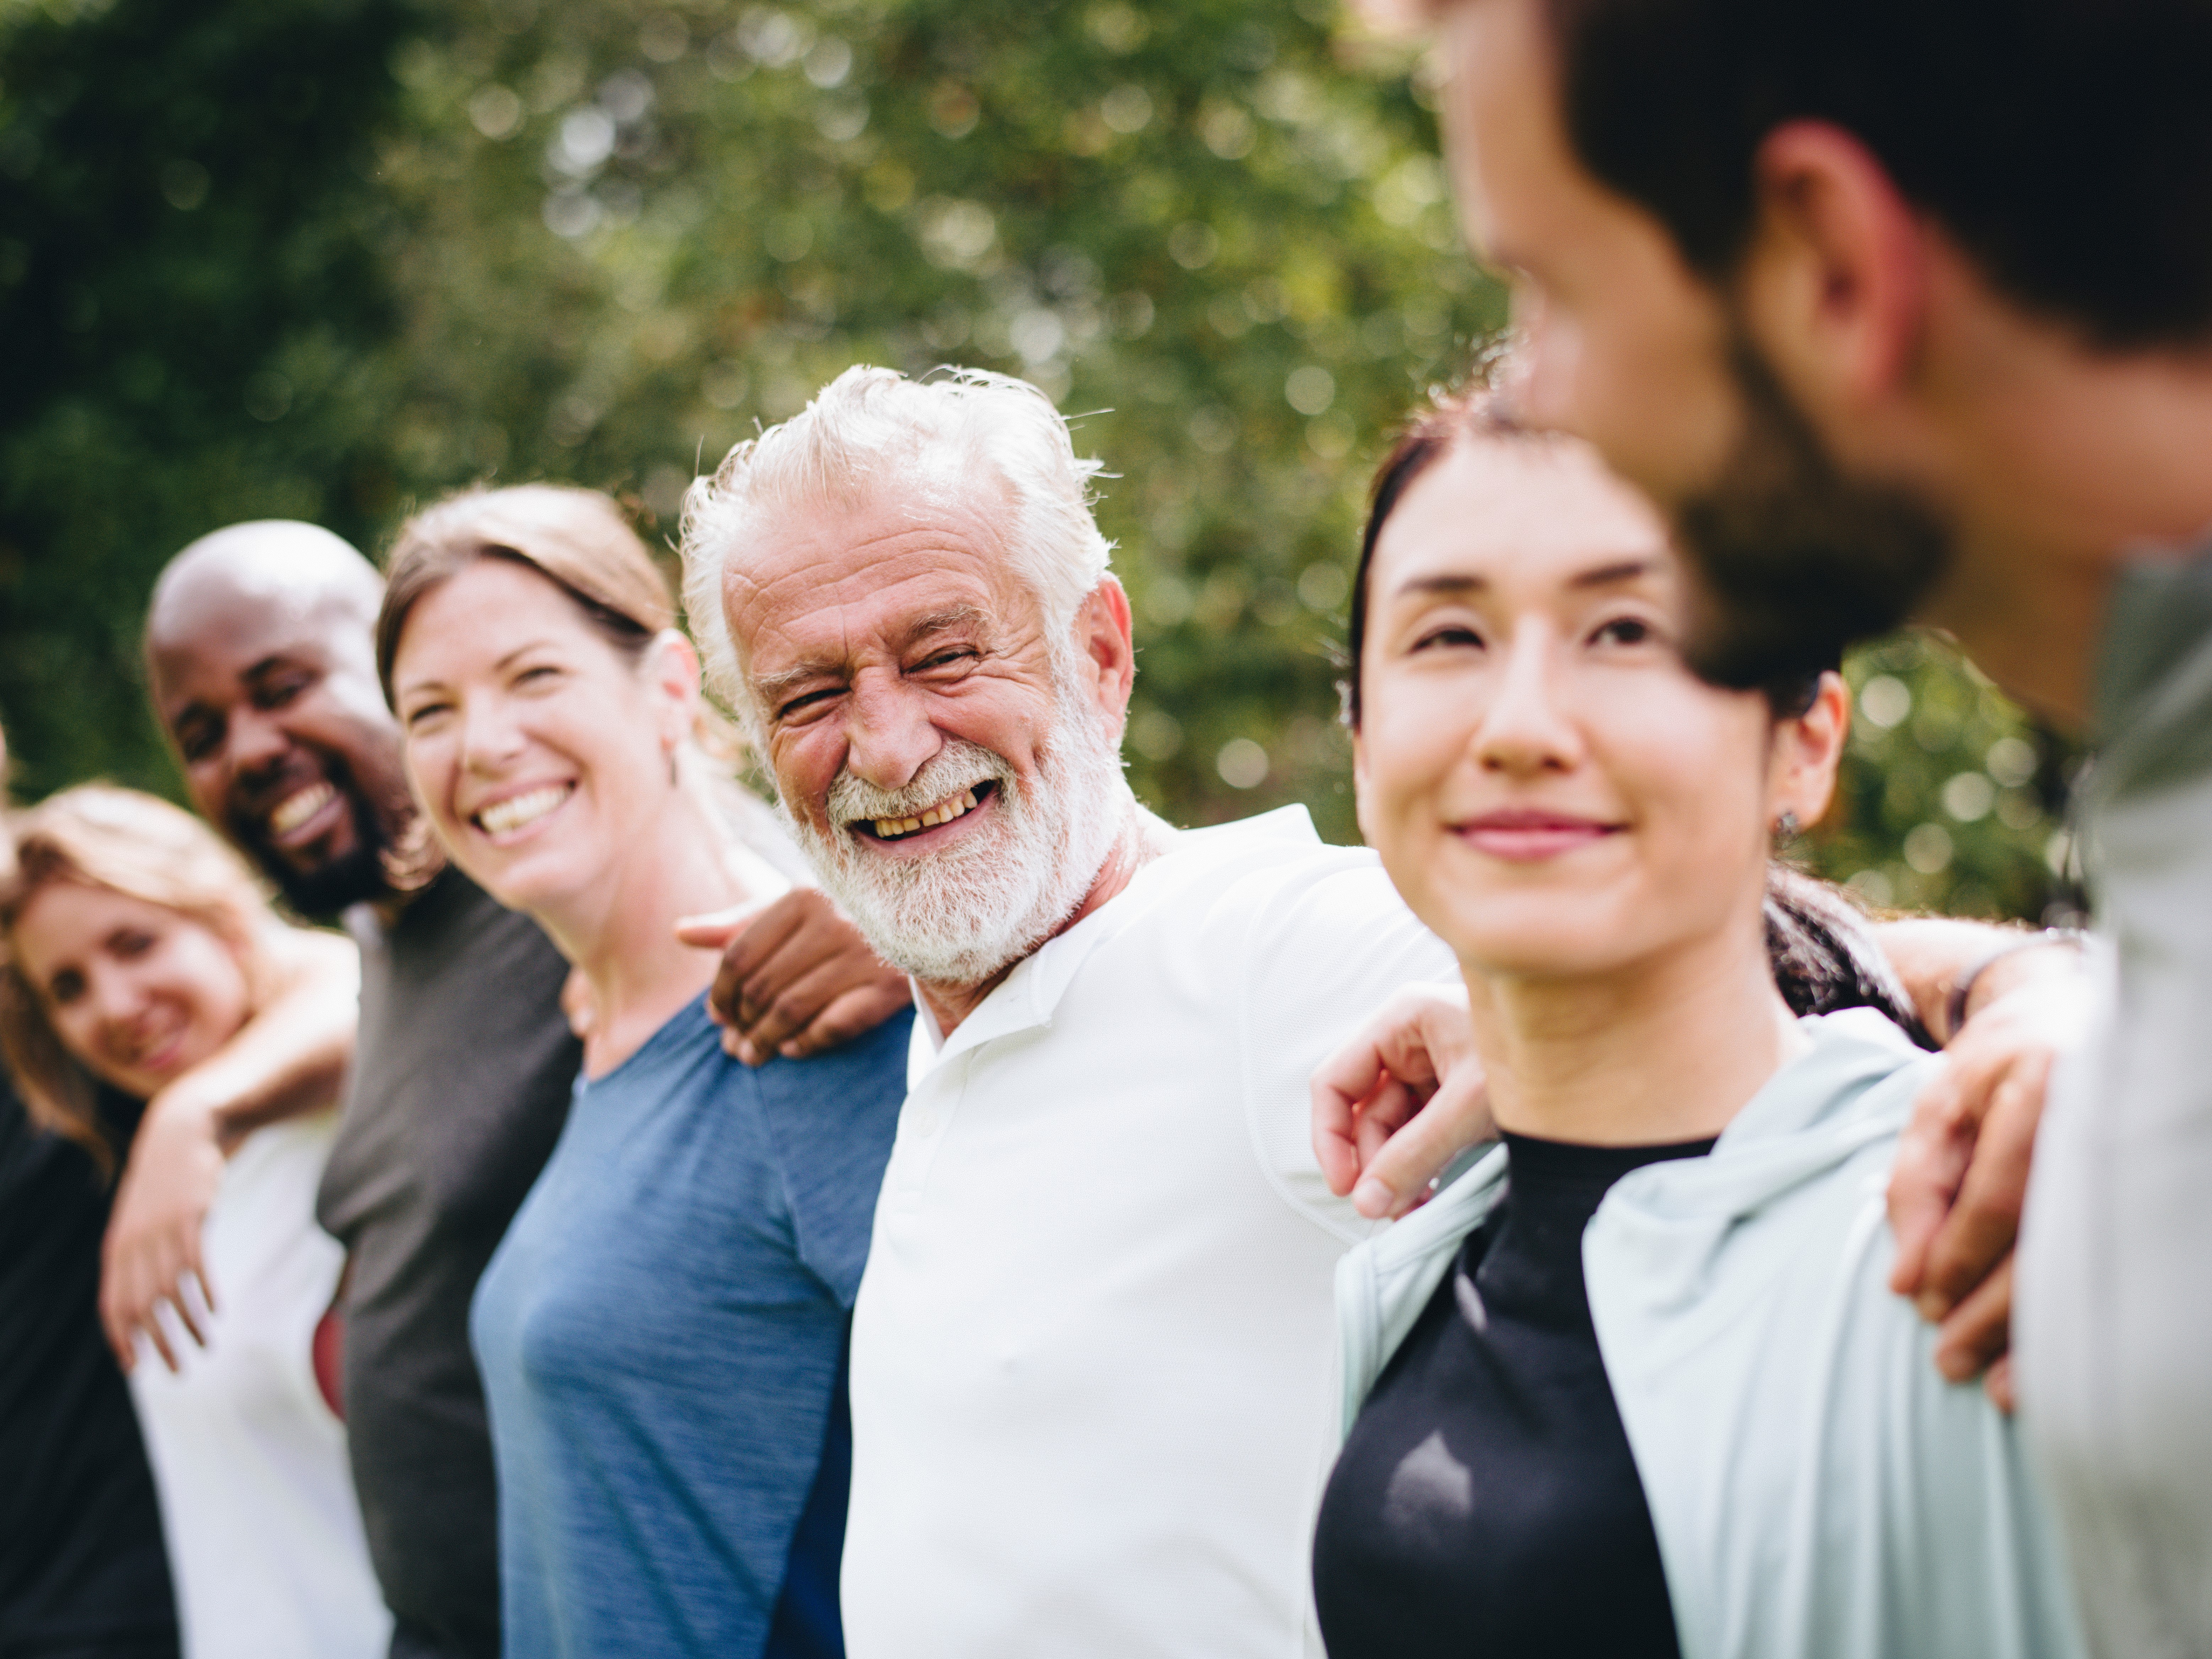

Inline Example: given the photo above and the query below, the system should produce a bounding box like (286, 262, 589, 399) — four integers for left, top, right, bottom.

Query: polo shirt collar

(904, 805, 1322, 1090)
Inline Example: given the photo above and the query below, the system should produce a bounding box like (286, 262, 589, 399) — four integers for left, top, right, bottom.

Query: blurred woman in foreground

(1309, 398, 2083, 1659)
(377, 485, 909, 1659)
(1, 785, 388, 1659)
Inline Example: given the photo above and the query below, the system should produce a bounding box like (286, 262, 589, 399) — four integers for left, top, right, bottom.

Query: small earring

(1773, 809, 1801, 843)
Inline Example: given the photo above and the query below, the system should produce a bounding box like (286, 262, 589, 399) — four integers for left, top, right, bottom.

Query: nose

(225, 704, 291, 779)
(457, 691, 528, 775)
(842, 669, 943, 792)
(85, 963, 146, 1039)
(1474, 620, 1585, 778)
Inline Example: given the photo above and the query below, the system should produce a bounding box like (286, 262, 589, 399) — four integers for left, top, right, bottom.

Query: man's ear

(1770, 670, 1850, 831)
(1739, 121, 1930, 411)
(1070, 577, 1137, 731)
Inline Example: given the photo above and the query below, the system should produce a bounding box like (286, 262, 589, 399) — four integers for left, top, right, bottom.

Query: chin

(1439, 899, 1638, 982)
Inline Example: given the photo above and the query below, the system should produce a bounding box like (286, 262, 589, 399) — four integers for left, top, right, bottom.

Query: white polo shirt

(841, 806, 1456, 1659)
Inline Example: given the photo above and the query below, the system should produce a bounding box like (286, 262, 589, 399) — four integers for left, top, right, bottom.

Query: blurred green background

(0, 0, 2078, 921)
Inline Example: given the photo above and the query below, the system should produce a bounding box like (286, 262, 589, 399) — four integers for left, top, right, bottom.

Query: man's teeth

(478, 785, 572, 837)
(269, 781, 336, 836)
(873, 787, 980, 842)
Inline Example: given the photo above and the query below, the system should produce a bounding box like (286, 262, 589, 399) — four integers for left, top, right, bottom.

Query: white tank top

(129, 1109, 390, 1659)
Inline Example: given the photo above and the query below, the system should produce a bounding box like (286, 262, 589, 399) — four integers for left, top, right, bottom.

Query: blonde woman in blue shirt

(377, 485, 909, 1659)
(1310, 396, 2084, 1659)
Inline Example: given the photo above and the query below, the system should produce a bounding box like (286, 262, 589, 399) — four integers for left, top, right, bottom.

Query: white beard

(778, 685, 1132, 987)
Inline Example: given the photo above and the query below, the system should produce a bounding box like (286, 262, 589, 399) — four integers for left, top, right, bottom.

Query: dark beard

(267, 838, 392, 918)
(1674, 334, 1956, 690)
(227, 775, 412, 919)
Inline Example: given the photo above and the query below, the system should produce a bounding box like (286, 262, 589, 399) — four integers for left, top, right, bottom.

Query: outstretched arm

(102, 924, 359, 1371)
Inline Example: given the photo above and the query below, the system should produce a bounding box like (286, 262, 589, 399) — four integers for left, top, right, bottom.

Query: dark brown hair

(1345, 390, 1824, 728)
(1345, 390, 1929, 1047)
(1536, 0, 2212, 350)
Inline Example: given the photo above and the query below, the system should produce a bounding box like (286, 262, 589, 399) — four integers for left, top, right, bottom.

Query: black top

(0, 1074, 179, 1658)
(316, 869, 580, 1659)
(1312, 1131, 1714, 1659)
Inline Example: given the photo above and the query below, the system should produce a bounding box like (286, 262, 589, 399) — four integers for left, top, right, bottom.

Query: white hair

(679, 365, 1115, 732)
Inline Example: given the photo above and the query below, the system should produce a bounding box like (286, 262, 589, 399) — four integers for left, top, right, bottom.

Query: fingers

(1312, 1036, 1393, 1197)
(1310, 985, 1468, 1196)
(1983, 1353, 2017, 1415)
(1920, 1051, 2047, 1316)
(707, 895, 814, 1029)
(1354, 1066, 1492, 1220)
(736, 957, 854, 1060)
(773, 983, 915, 1062)
(1887, 1061, 1978, 1299)
(673, 898, 766, 951)
(101, 1220, 213, 1373)
(709, 891, 832, 1037)
(1934, 1253, 2013, 1387)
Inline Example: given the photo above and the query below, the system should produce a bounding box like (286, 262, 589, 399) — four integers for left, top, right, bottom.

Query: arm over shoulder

(1588, 1070, 2086, 1659)
(1223, 852, 1458, 1242)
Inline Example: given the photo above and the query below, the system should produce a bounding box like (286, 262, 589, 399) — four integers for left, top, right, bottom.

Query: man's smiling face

(146, 555, 412, 916)
(721, 464, 1130, 985)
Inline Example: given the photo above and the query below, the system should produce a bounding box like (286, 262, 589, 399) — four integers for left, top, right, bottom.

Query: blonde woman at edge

(1, 785, 388, 1659)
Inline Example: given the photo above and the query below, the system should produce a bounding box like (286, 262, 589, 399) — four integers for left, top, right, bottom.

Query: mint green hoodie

(1332, 1008, 2085, 1659)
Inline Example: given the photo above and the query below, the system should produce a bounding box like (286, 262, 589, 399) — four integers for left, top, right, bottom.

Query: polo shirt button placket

(891, 1059, 964, 1213)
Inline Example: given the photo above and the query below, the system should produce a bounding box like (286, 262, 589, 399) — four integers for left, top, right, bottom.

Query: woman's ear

(1769, 670, 1850, 830)
(647, 629, 702, 750)
(1350, 722, 1377, 848)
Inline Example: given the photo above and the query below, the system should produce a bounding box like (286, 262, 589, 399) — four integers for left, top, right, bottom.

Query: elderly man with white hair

(680, 365, 1455, 1658)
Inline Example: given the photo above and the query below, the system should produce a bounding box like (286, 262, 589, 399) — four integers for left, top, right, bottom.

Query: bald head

(146, 520, 414, 916)
(147, 520, 384, 652)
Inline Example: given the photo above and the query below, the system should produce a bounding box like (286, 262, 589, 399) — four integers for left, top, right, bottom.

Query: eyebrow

(1568, 559, 1655, 590)
(750, 605, 991, 706)
(494, 639, 559, 671)
(1392, 559, 1655, 600)
(1394, 572, 1487, 599)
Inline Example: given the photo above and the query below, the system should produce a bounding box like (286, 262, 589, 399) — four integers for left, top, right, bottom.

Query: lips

(263, 778, 346, 850)
(107, 1014, 190, 1081)
(850, 781, 995, 844)
(1455, 807, 1624, 862)
(473, 783, 574, 840)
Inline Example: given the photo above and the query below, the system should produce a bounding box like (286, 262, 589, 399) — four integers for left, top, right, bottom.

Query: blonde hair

(0, 785, 281, 1177)
(376, 483, 809, 883)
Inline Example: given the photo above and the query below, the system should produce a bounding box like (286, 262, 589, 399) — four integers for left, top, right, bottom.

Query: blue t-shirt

(471, 995, 911, 1659)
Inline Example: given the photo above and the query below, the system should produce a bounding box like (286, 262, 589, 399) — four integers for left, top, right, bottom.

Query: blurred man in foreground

(1399, 2, 2212, 1650)
(137, 521, 907, 1659)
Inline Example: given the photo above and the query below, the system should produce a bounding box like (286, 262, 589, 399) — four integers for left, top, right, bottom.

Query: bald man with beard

(130, 520, 909, 1659)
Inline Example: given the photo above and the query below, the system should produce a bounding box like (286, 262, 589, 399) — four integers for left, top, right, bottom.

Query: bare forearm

(1872, 916, 2080, 1046)
(157, 926, 358, 1143)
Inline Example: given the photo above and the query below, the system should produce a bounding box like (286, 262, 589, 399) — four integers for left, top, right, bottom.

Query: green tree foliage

(1, 0, 2069, 920)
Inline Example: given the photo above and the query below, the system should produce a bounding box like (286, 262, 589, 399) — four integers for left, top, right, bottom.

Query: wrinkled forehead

(723, 463, 1030, 668)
